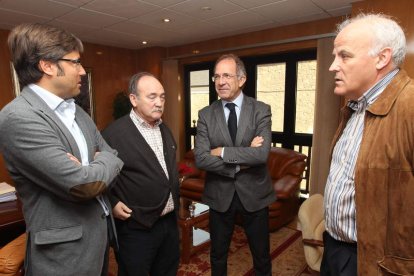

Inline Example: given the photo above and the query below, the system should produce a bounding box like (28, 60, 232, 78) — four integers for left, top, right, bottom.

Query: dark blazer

(194, 94, 276, 212)
(102, 114, 180, 229)
(0, 87, 124, 276)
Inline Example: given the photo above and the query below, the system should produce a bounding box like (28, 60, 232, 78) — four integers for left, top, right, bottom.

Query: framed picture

(10, 62, 20, 97)
(10, 63, 95, 121)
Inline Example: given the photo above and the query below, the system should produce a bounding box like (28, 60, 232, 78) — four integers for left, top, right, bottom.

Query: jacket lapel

(160, 124, 175, 181)
(74, 108, 95, 161)
(235, 96, 252, 146)
(214, 100, 233, 146)
(367, 69, 410, 116)
(20, 88, 81, 159)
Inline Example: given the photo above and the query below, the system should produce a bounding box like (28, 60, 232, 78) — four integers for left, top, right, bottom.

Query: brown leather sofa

(179, 147, 307, 232)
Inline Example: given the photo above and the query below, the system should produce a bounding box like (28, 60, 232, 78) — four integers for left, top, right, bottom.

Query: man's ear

(238, 76, 247, 88)
(129, 93, 138, 107)
(38, 60, 55, 76)
(376, 47, 392, 70)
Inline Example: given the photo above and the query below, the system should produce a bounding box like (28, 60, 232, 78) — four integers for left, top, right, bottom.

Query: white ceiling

(0, 0, 360, 49)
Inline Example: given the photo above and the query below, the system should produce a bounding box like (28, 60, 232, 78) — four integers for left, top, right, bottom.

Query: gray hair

(337, 13, 406, 66)
(128, 72, 156, 96)
(215, 53, 246, 78)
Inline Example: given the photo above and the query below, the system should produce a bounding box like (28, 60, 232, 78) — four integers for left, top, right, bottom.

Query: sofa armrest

(178, 162, 203, 180)
(0, 233, 26, 276)
(302, 238, 324, 247)
(273, 174, 300, 199)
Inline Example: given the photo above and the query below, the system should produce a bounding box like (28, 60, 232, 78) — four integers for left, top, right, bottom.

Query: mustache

(152, 108, 163, 113)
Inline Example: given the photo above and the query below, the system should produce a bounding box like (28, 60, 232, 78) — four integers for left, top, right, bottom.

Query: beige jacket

(331, 70, 414, 275)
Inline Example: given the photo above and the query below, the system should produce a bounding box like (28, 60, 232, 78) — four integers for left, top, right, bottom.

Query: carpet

(178, 226, 308, 276)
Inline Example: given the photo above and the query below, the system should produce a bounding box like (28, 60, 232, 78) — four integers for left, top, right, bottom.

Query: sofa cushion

(0, 233, 26, 276)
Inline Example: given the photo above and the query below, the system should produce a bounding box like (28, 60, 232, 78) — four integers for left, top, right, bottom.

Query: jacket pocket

(378, 255, 414, 275)
(34, 225, 82, 245)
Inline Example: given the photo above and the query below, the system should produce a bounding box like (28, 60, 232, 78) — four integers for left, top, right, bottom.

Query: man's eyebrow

(336, 49, 354, 57)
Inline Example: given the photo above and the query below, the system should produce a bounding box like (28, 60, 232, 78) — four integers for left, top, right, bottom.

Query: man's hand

(210, 147, 223, 157)
(113, 201, 132, 220)
(250, 136, 264, 147)
(67, 153, 81, 166)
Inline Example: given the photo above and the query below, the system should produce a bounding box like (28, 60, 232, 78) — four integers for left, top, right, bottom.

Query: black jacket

(102, 114, 179, 229)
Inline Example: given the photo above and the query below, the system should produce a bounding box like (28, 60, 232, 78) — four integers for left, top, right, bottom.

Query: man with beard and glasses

(0, 23, 123, 276)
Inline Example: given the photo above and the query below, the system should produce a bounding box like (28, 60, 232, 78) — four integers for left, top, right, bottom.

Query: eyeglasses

(58, 58, 82, 66)
(212, 73, 238, 82)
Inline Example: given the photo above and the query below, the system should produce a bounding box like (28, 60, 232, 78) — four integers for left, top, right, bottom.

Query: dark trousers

(209, 192, 271, 276)
(321, 231, 357, 276)
(115, 212, 180, 276)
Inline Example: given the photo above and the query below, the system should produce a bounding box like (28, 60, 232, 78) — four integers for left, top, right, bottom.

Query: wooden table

(0, 199, 25, 246)
(178, 198, 210, 264)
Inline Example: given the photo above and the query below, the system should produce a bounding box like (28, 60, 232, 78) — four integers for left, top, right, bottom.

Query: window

(256, 63, 285, 132)
(295, 60, 316, 134)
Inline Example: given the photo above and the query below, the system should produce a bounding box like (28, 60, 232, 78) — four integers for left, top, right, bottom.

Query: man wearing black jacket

(102, 72, 180, 276)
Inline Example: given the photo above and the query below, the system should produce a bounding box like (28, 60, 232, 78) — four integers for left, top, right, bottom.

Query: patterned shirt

(129, 110, 174, 216)
(324, 68, 399, 242)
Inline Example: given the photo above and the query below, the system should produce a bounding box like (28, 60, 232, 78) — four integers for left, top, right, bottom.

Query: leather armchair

(298, 193, 325, 273)
(179, 147, 307, 232)
(0, 233, 118, 276)
(0, 233, 25, 276)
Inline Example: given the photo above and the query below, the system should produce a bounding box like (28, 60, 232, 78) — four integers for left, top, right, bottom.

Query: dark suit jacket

(102, 114, 180, 229)
(0, 87, 124, 276)
(194, 94, 275, 212)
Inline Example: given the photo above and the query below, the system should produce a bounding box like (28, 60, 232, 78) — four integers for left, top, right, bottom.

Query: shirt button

(101, 213, 106, 219)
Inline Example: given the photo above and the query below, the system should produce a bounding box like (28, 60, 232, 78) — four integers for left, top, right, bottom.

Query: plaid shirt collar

(129, 109, 162, 128)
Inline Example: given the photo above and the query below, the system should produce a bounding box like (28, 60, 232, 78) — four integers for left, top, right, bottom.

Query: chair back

(298, 194, 325, 272)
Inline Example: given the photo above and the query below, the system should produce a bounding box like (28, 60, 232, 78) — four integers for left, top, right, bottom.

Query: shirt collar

(129, 109, 162, 128)
(221, 91, 244, 109)
(29, 83, 66, 111)
(347, 68, 399, 111)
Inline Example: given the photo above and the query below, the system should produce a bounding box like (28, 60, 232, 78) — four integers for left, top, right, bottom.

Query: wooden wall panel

(136, 47, 167, 78)
(168, 16, 343, 59)
(81, 42, 138, 130)
(0, 29, 15, 184)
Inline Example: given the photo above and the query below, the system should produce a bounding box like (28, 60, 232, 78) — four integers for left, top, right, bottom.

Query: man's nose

(154, 97, 162, 106)
(218, 76, 227, 85)
(329, 58, 338, 72)
(79, 65, 86, 75)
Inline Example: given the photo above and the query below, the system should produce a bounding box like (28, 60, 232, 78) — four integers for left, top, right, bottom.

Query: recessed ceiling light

(142, 41, 148, 45)
(163, 18, 170, 23)
(192, 50, 200, 54)
(201, 6, 212, 11)
(96, 51, 103, 55)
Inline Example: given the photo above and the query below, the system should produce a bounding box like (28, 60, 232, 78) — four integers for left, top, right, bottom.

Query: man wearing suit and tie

(0, 23, 124, 275)
(102, 72, 180, 276)
(194, 54, 274, 276)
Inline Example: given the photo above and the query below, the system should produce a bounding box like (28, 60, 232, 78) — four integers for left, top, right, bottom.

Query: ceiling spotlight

(163, 18, 170, 23)
(142, 41, 148, 45)
(192, 50, 200, 54)
(96, 51, 103, 55)
(201, 6, 212, 11)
